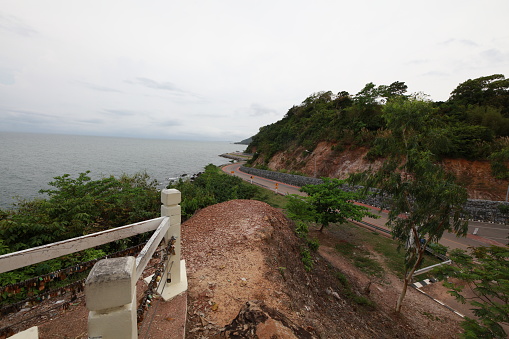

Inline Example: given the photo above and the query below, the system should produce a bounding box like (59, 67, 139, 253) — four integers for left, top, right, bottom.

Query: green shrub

(300, 248, 313, 271)
(168, 164, 258, 219)
(0, 171, 159, 286)
(307, 238, 320, 251)
(294, 221, 309, 238)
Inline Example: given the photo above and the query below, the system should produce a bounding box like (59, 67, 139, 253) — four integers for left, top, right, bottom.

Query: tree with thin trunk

(350, 96, 468, 312)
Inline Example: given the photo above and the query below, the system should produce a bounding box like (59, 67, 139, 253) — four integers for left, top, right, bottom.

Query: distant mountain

(234, 137, 253, 145)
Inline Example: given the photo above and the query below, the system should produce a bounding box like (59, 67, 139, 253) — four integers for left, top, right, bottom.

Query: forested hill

(246, 74, 509, 200)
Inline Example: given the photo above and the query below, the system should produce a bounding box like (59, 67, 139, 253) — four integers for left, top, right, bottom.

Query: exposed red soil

(255, 141, 508, 200)
(182, 200, 463, 338)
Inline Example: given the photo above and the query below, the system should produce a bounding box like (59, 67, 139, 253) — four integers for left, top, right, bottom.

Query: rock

(220, 300, 316, 339)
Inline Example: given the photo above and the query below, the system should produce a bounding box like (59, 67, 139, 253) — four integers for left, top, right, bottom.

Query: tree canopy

(350, 97, 469, 312)
(287, 178, 377, 232)
(247, 74, 509, 176)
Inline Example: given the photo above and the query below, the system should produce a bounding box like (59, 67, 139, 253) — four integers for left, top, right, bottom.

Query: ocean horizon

(0, 131, 246, 209)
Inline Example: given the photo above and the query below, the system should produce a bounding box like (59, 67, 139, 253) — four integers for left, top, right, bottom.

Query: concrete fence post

(86, 256, 137, 339)
(159, 188, 187, 300)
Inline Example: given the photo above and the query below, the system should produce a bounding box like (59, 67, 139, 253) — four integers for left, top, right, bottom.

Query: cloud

(74, 81, 123, 93)
(0, 68, 16, 85)
(2, 108, 58, 121)
(480, 48, 508, 64)
(245, 103, 278, 117)
(78, 118, 103, 124)
(421, 71, 450, 77)
(104, 109, 137, 116)
(0, 13, 38, 37)
(159, 119, 182, 127)
(407, 59, 430, 65)
(126, 77, 182, 92)
(0, 108, 61, 131)
(441, 38, 479, 47)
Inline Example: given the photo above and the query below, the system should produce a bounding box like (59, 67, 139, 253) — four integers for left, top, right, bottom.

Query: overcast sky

(1, 1, 508, 141)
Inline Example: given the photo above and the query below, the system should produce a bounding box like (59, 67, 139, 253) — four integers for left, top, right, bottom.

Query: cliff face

(251, 141, 508, 201)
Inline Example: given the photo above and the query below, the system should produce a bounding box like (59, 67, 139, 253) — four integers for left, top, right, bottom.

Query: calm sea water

(0, 132, 246, 209)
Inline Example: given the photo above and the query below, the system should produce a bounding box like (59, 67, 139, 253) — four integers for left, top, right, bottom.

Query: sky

(1, 1, 508, 141)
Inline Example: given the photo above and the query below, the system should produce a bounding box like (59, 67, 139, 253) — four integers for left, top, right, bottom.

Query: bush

(168, 164, 258, 219)
(0, 171, 160, 286)
(307, 238, 320, 251)
(294, 221, 309, 238)
(300, 248, 314, 271)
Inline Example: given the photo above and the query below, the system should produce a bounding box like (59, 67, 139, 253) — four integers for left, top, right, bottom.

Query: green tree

(449, 74, 509, 103)
(449, 74, 509, 115)
(351, 97, 468, 312)
(433, 246, 509, 338)
(287, 178, 376, 232)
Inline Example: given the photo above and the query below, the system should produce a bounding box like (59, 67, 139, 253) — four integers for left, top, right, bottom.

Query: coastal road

(222, 162, 509, 251)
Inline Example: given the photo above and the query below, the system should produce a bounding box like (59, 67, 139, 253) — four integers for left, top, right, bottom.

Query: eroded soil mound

(182, 200, 462, 338)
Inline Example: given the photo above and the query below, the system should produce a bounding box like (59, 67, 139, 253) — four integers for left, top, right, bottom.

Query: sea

(0, 132, 246, 210)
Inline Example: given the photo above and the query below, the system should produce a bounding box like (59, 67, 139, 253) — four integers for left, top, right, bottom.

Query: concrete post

(86, 256, 137, 339)
(159, 189, 187, 301)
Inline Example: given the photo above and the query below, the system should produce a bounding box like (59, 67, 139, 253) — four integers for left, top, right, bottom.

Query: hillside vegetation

(246, 74, 509, 191)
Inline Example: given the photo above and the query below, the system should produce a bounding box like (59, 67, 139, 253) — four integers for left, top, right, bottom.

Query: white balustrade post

(86, 256, 137, 339)
(159, 188, 187, 300)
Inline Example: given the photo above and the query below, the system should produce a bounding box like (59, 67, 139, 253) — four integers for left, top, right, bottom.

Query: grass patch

(329, 221, 442, 279)
(334, 271, 375, 309)
(334, 242, 384, 278)
(251, 185, 290, 209)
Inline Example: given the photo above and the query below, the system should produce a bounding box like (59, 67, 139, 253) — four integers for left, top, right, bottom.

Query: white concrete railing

(0, 218, 164, 274)
(0, 189, 187, 339)
(86, 188, 187, 339)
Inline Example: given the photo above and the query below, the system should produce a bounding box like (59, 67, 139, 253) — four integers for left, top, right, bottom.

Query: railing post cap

(85, 256, 136, 311)
(161, 189, 181, 205)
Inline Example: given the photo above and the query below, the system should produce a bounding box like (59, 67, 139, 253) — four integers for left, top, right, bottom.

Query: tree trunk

(396, 275, 410, 312)
(395, 250, 424, 312)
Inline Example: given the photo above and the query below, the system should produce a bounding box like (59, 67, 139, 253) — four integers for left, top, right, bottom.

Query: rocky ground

(1, 199, 465, 338)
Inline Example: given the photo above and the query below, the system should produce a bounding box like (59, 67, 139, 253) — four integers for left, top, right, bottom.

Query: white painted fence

(0, 188, 187, 339)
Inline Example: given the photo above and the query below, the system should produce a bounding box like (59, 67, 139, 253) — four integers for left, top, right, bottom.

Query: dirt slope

(182, 200, 462, 338)
(4, 200, 463, 338)
(252, 142, 508, 200)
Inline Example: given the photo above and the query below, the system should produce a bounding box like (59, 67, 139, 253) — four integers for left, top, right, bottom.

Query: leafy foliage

(0, 171, 159, 252)
(167, 164, 258, 219)
(0, 171, 160, 285)
(247, 74, 509, 169)
(287, 178, 377, 232)
(433, 246, 509, 338)
(247, 82, 407, 165)
(350, 97, 469, 312)
(449, 74, 509, 115)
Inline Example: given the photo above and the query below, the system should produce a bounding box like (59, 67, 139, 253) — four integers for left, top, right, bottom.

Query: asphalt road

(222, 162, 509, 251)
